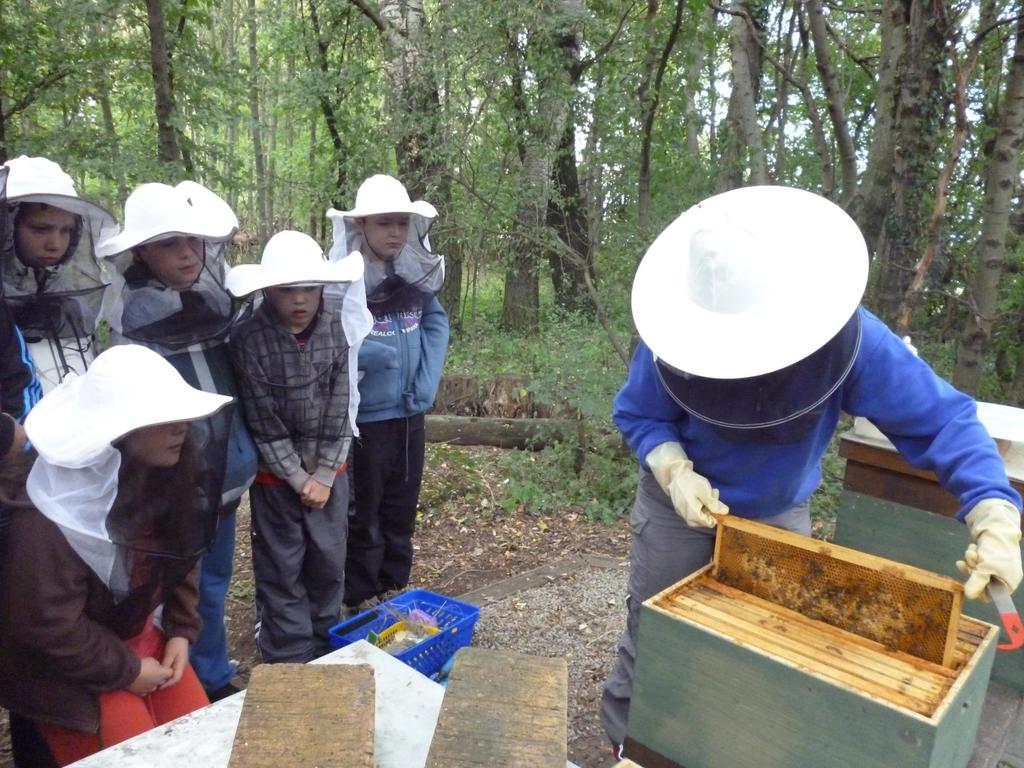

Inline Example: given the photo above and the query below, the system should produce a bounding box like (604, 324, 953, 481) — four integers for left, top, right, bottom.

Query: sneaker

(205, 681, 242, 703)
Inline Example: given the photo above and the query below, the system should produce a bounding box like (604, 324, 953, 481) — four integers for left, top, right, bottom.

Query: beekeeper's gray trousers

(599, 469, 811, 747)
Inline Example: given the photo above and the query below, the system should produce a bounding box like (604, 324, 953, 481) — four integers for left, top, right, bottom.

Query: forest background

(4, 0, 1024, 524)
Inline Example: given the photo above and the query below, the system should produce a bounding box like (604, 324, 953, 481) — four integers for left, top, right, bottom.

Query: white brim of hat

(97, 220, 236, 258)
(327, 200, 437, 222)
(225, 250, 365, 297)
(26, 371, 232, 469)
(99, 226, 235, 257)
(632, 185, 868, 380)
(9, 193, 116, 230)
(96, 181, 238, 258)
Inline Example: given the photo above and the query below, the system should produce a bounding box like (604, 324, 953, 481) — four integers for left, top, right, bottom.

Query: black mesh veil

(656, 310, 862, 442)
(101, 408, 231, 635)
(108, 240, 235, 351)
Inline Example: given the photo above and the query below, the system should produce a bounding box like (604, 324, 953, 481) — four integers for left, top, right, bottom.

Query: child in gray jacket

(226, 230, 366, 662)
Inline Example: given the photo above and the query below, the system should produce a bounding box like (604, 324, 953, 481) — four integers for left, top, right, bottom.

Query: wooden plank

(712, 514, 963, 666)
(227, 663, 374, 768)
(840, 432, 1024, 488)
(843, 460, 961, 518)
(840, 437, 950, 483)
(425, 647, 568, 768)
(683, 581, 957, 687)
(679, 585, 955, 690)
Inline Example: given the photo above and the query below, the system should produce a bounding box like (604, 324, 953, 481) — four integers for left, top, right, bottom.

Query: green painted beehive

(833, 426, 1024, 691)
(625, 516, 999, 768)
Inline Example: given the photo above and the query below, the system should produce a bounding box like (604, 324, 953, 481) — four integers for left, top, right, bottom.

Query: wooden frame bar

(712, 514, 964, 666)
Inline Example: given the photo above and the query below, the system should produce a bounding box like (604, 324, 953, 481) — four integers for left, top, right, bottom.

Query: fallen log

(425, 414, 584, 451)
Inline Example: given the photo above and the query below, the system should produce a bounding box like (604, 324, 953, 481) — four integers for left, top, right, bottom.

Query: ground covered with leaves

(0, 437, 843, 767)
(225, 444, 632, 768)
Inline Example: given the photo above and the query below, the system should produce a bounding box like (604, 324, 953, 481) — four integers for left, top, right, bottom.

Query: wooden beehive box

(625, 516, 999, 768)
(834, 424, 1024, 690)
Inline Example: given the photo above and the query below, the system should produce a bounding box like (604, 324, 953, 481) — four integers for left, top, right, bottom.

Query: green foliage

(5, 0, 1024, 528)
(443, 263, 636, 521)
(810, 424, 848, 541)
(418, 443, 485, 514)
(447, 267, 631, 428)
(421, 438, 635, 524)
(493, 440, 635, 523)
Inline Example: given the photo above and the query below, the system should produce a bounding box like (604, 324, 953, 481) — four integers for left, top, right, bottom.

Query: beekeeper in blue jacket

(601, 185, 1023, 752)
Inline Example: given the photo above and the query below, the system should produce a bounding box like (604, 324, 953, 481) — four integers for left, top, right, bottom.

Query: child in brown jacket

(0, 345, 233, 765)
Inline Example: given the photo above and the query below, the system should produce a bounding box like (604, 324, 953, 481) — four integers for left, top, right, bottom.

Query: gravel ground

(472, 564, 628, 768)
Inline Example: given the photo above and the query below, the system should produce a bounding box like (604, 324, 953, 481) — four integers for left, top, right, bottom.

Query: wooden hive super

(625, 515, 999, 768)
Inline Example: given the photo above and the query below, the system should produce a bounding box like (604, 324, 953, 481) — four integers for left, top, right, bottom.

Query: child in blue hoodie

(328, 175, 448, 614)
(98, 182, 257, 702)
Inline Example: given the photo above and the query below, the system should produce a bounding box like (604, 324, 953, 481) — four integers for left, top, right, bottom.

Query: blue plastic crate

(328, 589, 480, 678)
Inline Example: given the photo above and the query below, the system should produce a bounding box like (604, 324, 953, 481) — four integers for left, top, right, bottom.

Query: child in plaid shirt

(226, 231, 366, 662)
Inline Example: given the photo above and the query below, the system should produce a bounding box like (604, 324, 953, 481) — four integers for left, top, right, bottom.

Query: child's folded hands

(301, 477, 330, 509)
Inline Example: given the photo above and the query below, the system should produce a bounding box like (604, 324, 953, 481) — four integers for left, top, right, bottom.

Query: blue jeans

(189, 500, 239, 691)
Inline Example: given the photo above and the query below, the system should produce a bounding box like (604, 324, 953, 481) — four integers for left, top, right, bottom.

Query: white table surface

(67, 640, 579, 767)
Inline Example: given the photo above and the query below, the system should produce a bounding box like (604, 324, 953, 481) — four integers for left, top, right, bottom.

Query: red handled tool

(987, 579, 1024, 651)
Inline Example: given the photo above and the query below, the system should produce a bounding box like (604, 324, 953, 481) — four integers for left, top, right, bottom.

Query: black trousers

(10, 712, 57, 768)
(345, 413, 426, 606)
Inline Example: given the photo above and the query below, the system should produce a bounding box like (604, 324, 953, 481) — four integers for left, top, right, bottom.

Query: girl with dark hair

(0, 344, 233, 766)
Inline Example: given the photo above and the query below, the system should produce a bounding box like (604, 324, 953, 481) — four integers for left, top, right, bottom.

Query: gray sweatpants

(251, 478, 348, 663)
(599, 469, 811, 746)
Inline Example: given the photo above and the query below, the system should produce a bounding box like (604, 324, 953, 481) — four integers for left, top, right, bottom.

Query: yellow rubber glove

(956, 498, 1023, 601)
(646, 442, 729, 528)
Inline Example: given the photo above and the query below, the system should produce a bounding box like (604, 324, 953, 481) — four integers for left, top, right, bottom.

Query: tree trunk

(305, 0, 349, 206)
(581, 64, 605, 269)
(223, 0, 240, 213)
(97, 89, 127, 204)
(637, 0, 685, 240)
(546, 114, 592, 312)
(954, 14, 1024, 394)
(247, 0, 269, 244)
(145, 0, 185, 170)
(638, 0, 661, 236)
(807, 0, 857, 206)
(363, 0, 458, 321)
(308, 115, 319, 236)
(766, 7, 796, 184)
(717, 1, 767, 191)
(853, 0, 905, 255)
(1011, 308, 1024, 405)
(378, 0, 440, 195)
(501, 0, 583, 332)
(895, 7, 1001, 336)
(681, 4, 712, 169)
(502, 151, 549, 332)
(869, 1, 950, 323)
